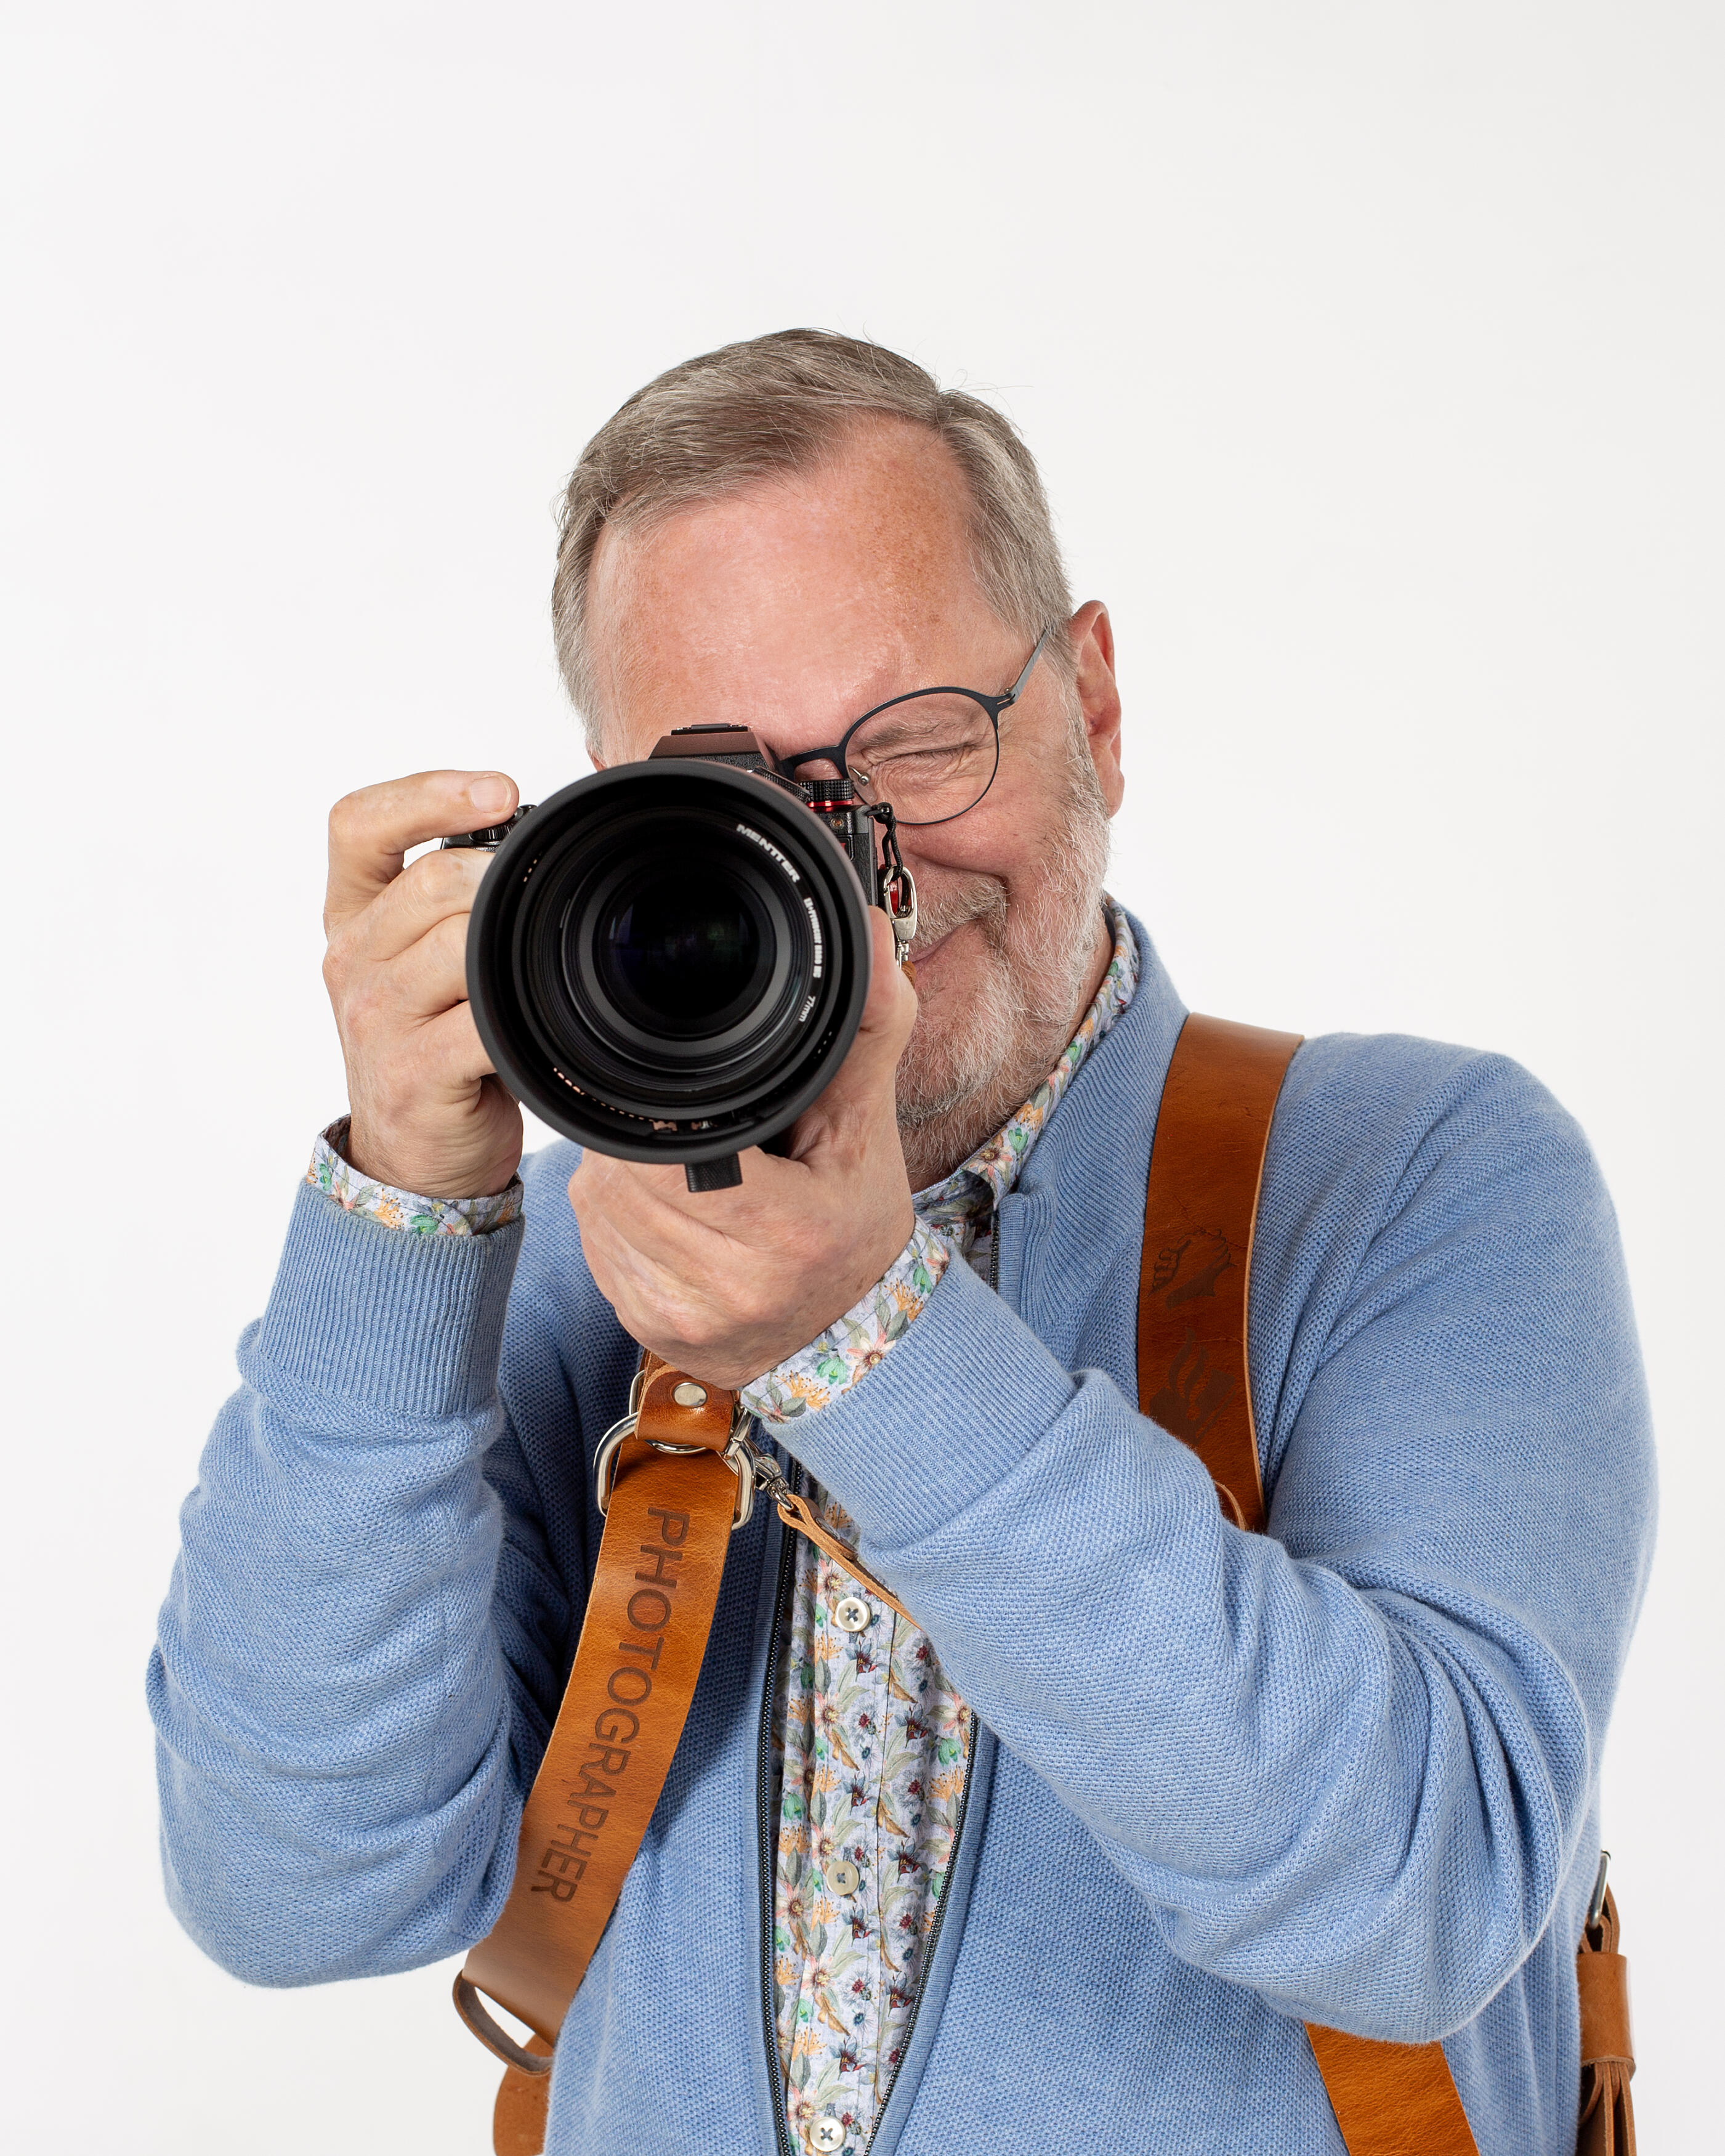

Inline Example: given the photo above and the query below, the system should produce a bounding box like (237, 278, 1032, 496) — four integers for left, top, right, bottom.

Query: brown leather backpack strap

(1137, 1014, 1300, 1531)
(1139, 1014, 1480, 2156)
(453, 1353, 749, 2152)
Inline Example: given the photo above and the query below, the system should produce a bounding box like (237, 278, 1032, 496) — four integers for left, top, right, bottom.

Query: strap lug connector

(594, 1398, 759, 1528)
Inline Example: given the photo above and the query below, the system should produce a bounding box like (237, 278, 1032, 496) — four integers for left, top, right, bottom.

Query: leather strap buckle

(451, 1972, 553, 2075)
(593, 1401, 760, 1528)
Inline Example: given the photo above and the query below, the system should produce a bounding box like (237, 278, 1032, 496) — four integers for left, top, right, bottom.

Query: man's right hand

(322, 770, 524, 1199)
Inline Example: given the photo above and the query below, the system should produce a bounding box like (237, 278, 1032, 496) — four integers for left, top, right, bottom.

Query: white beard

(895, 724, 1113, 1190)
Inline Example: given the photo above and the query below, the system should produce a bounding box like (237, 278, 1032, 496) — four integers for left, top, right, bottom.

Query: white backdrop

(2, 5, 1719, 2149)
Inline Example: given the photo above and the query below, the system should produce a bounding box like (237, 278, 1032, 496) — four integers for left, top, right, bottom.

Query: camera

(448, 726, 917, 1191)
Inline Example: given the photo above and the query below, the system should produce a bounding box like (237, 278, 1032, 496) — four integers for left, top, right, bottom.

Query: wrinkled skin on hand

(321, 768, 524, 1199)
(568, 911, 919, 1389)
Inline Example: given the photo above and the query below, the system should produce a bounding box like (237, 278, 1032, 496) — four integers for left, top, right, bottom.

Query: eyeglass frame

(775, 626, 1054, 828)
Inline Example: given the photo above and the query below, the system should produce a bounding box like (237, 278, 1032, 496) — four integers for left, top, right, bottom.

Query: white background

(2, 4, 1719, 2149)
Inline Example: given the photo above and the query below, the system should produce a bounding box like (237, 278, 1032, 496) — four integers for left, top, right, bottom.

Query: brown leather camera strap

(1577, 1882, 1636, 2155)
(1140, 1012, 1480, 2155)
(456, 1008, 1626, 2156)
(453, 1353, 743, 2148)
(453, 1352, 913, 2153)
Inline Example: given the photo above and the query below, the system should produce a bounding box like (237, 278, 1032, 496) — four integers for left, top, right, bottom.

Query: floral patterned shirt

(759, 903, 1137, 2156)
(305, 1117, 523, 1236)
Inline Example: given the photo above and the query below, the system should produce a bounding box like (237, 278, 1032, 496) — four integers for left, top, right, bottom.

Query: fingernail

(469, 774, 512, 814)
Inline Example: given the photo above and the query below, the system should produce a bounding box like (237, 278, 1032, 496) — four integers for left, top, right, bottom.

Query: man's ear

(1068, 601, 1124, 814)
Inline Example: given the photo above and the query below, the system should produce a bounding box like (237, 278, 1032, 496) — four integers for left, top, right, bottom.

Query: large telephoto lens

(466, 760, 873, 1178)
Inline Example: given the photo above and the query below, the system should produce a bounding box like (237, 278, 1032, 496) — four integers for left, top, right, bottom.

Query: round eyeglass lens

(843, 692, 999, 825)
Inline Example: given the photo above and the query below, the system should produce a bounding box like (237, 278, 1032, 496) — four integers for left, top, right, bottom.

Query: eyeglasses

(777, 628, 1053, 827)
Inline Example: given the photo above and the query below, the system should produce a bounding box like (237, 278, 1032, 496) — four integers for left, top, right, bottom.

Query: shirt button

(832, 1594, 871, 1633)
(828, 1857, 862, 1895)
(810, 2120, 847, 2152)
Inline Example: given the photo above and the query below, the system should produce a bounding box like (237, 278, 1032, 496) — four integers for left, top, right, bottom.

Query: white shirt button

(827, 1857, 861, 1895)
(810, 2118, 847, 2152)
(831, 1594, 871, 1633)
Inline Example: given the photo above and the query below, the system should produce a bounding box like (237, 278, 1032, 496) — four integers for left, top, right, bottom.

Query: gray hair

(552, 328, 1073, 747)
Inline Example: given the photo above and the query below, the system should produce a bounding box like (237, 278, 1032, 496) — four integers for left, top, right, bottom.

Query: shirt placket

(818, 1533, 889, 2153)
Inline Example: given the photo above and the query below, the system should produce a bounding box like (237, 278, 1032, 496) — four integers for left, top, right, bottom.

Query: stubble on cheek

(890, 734, 1113, 1185)
(895, 889, 1016, 1131)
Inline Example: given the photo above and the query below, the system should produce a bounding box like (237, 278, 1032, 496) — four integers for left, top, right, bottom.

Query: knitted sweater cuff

(253, 1180, 523, 1420)
(772, 1252, 1073, 1549)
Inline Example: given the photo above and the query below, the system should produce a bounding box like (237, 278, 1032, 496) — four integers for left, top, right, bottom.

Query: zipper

(757, 1451, 801, 2156)
(864, 1196, 1000, 2150)
(862, 1207, 996, 2147)
(862, 1710, 979, 2154)
(760, 1193, 1003, 2155)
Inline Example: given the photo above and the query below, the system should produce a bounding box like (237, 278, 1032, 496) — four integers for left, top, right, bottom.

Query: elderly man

(150, 330, 1654, 2156)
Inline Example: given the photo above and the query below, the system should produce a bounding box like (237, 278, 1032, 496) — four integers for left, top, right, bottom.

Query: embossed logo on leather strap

(453, 1351, 911, 2153)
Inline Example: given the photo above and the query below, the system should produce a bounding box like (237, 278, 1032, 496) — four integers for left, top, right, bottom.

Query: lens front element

(539, 808, 804, 1085)
(583, 842, 782, 1048)
(600, 867, 766, 1031)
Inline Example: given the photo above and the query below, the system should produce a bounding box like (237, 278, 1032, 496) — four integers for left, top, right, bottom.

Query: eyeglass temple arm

(1000, 626, 1054, 710)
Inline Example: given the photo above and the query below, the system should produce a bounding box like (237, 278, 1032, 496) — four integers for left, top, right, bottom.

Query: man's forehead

(586, 423, 1007, 752)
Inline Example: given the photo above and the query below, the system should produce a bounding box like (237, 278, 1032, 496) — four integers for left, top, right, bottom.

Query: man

(150, 330, 1655, 2155)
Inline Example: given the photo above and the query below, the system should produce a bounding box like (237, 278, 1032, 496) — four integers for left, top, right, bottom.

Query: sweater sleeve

(769, 1046, 1657, 2045)
(147, 1178, 581, 1986)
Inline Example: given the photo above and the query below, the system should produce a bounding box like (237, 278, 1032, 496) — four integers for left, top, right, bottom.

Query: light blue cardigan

(149, 919, 1655, 2154)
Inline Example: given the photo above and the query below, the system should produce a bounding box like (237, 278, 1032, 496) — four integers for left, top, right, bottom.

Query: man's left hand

(569, 912, 919, 1390)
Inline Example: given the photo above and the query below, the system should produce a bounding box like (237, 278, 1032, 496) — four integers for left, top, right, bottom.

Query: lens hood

(466, 759, 873, 1172)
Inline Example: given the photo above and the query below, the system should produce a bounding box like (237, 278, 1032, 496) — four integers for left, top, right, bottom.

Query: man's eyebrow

(844, 705, 959, 753)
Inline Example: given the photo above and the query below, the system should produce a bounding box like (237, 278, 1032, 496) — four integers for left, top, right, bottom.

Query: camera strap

(1138, 1015, 1481, 2155)
(452, 1352, 912, 2154)
(455, 1013, 1634, 2156)
(1141, 1013, 1636, 2156)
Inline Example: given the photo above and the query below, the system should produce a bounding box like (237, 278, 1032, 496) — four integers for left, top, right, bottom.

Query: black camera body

(450, 726, 916, 1190)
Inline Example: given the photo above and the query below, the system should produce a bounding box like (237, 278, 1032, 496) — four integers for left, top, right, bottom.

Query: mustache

(907, 873, 1009, 960)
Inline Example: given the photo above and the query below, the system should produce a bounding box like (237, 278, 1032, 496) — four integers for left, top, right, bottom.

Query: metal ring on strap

(452, 1972, 553, 2075)
(592, 1407, 760, 1528)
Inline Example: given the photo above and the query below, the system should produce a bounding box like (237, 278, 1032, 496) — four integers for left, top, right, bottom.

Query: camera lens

(523, 808, 806, 1081)
(466, 760, 872, 1170)
(593, 860, 768, 1035)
